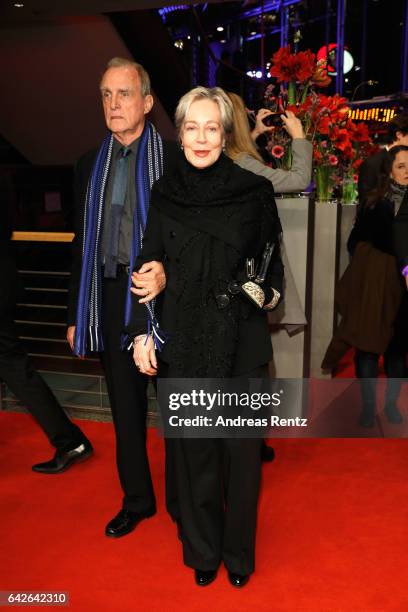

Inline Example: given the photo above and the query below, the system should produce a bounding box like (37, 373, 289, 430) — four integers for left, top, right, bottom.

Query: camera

(262, 111, 285, 127)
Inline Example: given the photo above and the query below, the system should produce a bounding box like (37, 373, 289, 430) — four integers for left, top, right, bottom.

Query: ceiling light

(217, 26, 224, 32)
(14, 2, 24, 6)
(220, 39, 226, 44)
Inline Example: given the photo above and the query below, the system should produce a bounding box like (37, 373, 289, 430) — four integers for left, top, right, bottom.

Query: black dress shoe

(105, 508, 156, 538)
(228, 572, 250, 588)
(194, 569, 217, 587)
(32, 441, 93, 474)
(261, 441, 275, 463)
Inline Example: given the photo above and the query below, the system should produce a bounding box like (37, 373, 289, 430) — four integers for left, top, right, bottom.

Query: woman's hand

(133, 334, 157, 376)
(281, 110, 305, 139)
(251, 108, 276, 140)
(130, 260, 166, 304)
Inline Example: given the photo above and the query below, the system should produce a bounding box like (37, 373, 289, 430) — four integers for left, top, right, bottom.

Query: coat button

(170, 231, 176, 238)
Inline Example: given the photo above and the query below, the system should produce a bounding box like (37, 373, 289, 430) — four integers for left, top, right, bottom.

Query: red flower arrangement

(263, 46, 377, 202)
(270, 46, 316, 83)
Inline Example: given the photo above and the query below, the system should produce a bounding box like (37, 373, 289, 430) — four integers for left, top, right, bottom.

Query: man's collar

(112, 134, 141, 155)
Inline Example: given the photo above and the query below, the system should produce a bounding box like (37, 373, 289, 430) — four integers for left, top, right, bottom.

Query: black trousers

(101, 272, 156, 514)
(0, 255, 87, 453)
(354, 334, 407, 408)
(163, 364, 267, 575)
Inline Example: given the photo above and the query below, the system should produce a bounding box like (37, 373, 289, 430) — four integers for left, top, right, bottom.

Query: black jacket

(67, 138, 180, 325)
(347, 191, 408, 272)
(127, 154, 283, 376)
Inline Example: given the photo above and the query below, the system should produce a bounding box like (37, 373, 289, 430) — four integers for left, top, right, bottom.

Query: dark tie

(104, 147, 131, 278)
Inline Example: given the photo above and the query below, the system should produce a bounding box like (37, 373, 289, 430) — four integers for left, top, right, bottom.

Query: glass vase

(314, 165, 334, 201)
(342, 174, 358, 205)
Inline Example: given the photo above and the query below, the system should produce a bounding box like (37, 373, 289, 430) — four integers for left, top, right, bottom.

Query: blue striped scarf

(74, 122, 163, 356)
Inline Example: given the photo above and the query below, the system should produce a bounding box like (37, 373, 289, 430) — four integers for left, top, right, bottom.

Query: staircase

(1, 234, 156, 421)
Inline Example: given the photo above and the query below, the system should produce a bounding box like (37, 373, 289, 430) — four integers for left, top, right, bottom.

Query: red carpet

(2, 412, 408, 611)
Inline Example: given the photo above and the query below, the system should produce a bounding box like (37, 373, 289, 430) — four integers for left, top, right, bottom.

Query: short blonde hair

(175, 86, 234, 136)
(226, 92, 263, 163)
(102, 57, 151, 96)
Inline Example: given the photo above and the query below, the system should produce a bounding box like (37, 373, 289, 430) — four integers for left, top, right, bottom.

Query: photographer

(226, 93, 312, 193)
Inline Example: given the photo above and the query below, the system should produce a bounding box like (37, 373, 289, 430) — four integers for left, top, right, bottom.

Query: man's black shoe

(32, 441, 93, 474)
(228, 572, 250, 588)
(194, 569, 217, 587)
(261, 441, 275, 463)
(105, 509, 156, 538)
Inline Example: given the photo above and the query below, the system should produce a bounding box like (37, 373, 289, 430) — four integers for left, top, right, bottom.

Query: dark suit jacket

(67, 138, 180, 325)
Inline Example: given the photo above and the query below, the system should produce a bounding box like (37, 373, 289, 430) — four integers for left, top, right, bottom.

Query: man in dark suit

(68, 57, 176, 538)
(358, 112, 408, 202)
(0, 197, 93, 473)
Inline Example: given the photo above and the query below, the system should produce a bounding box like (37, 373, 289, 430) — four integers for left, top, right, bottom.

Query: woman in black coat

(348, 145, 408, 426)
(129, 86, 283, 587)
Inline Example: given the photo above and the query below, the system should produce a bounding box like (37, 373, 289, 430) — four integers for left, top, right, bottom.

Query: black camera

(262, 111, 285, 127)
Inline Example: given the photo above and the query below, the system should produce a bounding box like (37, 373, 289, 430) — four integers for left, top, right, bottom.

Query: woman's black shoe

(261, 441, 275, 462)
(385, 403, 403, 424)
(358, 406, 375, 428)
(228, 572, 250, 588)
(194, 569, 217, 586)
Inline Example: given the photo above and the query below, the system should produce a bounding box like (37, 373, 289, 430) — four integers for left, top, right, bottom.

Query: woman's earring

(179, 142, 184, 150)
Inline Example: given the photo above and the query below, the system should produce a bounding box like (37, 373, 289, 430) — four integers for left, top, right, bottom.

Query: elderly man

(66, 58, 176, 537)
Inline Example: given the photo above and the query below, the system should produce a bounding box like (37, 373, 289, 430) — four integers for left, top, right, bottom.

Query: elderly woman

(129, 87, 283, 587)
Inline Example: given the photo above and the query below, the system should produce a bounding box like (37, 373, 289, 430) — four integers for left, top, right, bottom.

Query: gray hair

(175, 86, 234, 136)
(102, 57, 151, 96)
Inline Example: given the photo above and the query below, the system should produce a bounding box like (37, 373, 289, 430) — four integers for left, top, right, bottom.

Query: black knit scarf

(152, 153, 281, 377)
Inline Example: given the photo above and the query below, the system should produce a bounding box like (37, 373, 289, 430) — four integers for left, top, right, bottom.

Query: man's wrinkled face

(100, 66, 153, 140)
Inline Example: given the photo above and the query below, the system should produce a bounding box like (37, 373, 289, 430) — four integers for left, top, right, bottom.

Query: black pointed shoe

(105, 508, 156, 538)
(194, 569, 217, 587)
(228, 572, 250, 588)
(32, 441, 93, 474)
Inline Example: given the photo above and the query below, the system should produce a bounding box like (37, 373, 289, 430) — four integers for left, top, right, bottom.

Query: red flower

(271, 145, 285, 159)
(329, 155, 338, 166)
(352, 158, 364, 170)
(317, 116, 332, 135)
(349, 121, 370, 143)
(331, 128, 352, 152)
(270, 46, 315, 83)
(313, 147, 323, 162)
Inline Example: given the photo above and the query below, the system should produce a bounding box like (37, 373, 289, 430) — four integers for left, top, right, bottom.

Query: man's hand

(133, 335, 157, 376)
(67, 326, 75, 351)
(130, 260, 166, 304)
(251, 108, 276, 141)
(405, 275, 408, 291)
(281, 110, 305, 139)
